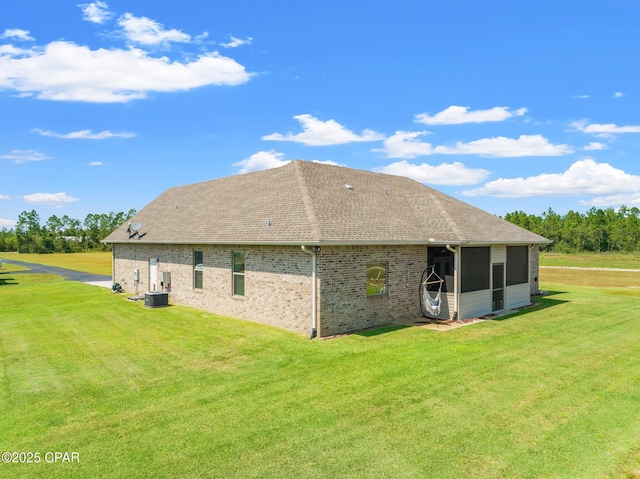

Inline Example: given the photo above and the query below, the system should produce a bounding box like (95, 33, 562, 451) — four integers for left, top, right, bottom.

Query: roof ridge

(292, 161, 322, 242)
(428, 192, 467, 241)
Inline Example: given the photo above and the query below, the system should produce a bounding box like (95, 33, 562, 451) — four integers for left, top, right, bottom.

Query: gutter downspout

(301, 245, 318, 339)
(446, 245, 459, 321)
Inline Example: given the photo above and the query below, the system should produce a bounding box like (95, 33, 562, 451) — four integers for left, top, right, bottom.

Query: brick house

(104, 161, 549, 337)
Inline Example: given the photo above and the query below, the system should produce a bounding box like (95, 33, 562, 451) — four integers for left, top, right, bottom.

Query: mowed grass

(0, 252, 112, 276)
(0, 262, 29, 273)
(2, 269, 640, 477)
(541, 251, 640, 269)
(541, 267, 640, 289)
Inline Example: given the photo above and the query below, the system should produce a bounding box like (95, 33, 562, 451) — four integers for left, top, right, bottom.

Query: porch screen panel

(427, 247, 454, 293)
(506, 246, 528, 286)
(460, 247, 490, 293)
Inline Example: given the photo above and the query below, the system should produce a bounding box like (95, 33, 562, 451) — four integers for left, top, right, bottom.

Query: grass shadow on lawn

(0, 271, 19, 285)
(490, 290, 569, 322)
(355, 324, 412, 337)
(356, 291, 570, 335)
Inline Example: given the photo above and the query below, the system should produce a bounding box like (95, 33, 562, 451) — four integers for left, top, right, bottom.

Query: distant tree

(0, 228, 18, 252)
(83, 213, 100, 250)
(504, 206, 640, 253)
(11, 208, 137, 254)
(16, 210, 42, 253)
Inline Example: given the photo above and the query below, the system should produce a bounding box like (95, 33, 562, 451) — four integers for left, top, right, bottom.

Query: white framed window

(233, 252, 245, 296)
(194, 250, 203, 290)
(366, 262, 387, 296)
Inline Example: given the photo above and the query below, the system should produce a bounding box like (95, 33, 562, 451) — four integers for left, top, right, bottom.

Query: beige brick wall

(114, 243, 541, 336)
(113, 244, 314, 335)
(114, 243, 430, 338)
(317, 245, 427, 337)
(529, 245, 540, 295)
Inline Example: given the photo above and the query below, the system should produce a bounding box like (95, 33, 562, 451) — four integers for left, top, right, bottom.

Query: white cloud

(263, 114, 385, 146)
(0, 40, 252, 103)
(1, 29, 34, 41)
(372, 131, 434, 159)
(436, 134, 573, 157)
(78, 1, 113, 24)
(0, 194, 9, 200)
(573, 94, 590, 99)
(24, 192, 79, 205)
(312, 160, 343, 167)
(232, 152, 339, 174)
(220, 36, 253, 48)
(88, 161, 103, 166)
(584, 142, 606, 151)
(571, 120, 640, 135)
(414, 105, 527, 125)
(581, 193, 640, 208)
(0, 218, 16, 229)
(0, 149, 51, 163)
(463, 159, 640, 198)
(117, 13, 191, 46)
(614, 91, 624, 98)
(374, 160, 490, 186)
(233, 150, 289, 174)
(375, 132, 572, 158)
(33, 128, 135, 139)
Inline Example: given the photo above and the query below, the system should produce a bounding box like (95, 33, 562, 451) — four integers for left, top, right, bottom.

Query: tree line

(504, 206, 640, 253)
(0, 209, 136, 253)
(3, 205, 639, 254)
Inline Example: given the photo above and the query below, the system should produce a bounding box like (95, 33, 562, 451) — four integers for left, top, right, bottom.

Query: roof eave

(104, 238, 551, 247)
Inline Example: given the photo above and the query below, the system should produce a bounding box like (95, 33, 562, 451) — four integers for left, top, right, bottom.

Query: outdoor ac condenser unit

(144, 291, 168, 308)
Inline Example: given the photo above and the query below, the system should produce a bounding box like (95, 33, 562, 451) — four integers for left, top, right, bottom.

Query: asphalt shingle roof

(104, 160, 550, 245)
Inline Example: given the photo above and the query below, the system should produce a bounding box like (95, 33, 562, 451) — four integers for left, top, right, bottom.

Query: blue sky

(2, 0, 640, 229)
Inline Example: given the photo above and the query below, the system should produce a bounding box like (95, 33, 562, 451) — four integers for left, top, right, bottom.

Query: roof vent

(345, 184, 354, 190)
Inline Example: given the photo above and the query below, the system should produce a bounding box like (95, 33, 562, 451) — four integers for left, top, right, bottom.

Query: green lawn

(0, 262, 28, 273)
(541, 251, 640, 269)
(2, 272, 640, 478)
(0, 252, 112, 276)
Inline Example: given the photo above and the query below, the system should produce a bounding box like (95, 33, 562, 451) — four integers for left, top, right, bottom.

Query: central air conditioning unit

(144, 291, 169, 308)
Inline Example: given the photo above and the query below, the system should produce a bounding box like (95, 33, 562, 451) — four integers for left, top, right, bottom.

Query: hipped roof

(104, 160, 550, 246)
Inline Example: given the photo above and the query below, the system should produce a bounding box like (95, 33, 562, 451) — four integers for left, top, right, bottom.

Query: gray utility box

(144, 291, 169, 308)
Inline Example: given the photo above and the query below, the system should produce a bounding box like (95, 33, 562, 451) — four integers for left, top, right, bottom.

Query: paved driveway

(0, 258, 112, 288)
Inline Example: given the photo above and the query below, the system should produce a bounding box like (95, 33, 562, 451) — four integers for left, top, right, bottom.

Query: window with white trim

(194, 250, 203, 290)
(366, 262, 387, 296)
(233, 252, 245, 296)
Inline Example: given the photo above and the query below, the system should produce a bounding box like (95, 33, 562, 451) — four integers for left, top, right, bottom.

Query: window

(233, 252, 245, 296)
(193, 251, 203, 290)
(506, 246, 529, 286)
(460, 247, 490, 293)
(367, 262, 387, 296)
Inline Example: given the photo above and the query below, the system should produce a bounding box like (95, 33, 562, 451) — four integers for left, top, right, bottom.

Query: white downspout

(301, 245, 318, 339)
(446, 245, 459, 321)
